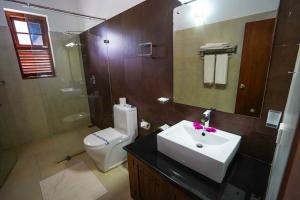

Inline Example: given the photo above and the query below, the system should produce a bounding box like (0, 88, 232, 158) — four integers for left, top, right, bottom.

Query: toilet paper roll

(140, 120, 151, 130)
(119, 97, 126, 105)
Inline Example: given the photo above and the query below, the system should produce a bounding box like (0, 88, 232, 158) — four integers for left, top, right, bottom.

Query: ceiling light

(191, 0, 212, 25)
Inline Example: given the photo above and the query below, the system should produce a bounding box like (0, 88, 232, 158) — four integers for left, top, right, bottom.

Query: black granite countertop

(124, 131, 271, 200)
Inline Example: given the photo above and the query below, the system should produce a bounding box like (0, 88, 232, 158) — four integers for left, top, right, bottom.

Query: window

(5, 10, 55, 79)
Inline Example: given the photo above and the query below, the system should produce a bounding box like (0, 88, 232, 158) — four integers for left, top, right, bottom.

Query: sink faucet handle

(202, 108, 215, 127)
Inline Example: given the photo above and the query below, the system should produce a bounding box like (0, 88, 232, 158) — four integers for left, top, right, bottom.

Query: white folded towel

(215, 54, 229, 85)
(200, 43, 229, 50)
(204, 55, 215, 84)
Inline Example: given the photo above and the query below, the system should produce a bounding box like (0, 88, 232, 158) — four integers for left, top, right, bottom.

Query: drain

(196, 143, 204, 148)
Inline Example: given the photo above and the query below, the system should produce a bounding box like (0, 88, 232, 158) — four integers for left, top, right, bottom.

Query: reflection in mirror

(173, 0, 280, 117)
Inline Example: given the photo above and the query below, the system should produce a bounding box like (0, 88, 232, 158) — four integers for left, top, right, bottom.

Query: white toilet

(84, 104, 137, 172)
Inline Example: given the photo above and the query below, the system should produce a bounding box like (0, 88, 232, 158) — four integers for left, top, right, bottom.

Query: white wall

(76, 0, 145, 30)
(0, 0, 145, 32)
(174, 0, 280, 31)
(77, 0, 145, 18)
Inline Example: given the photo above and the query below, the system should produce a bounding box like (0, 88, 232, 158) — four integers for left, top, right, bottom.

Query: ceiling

(0, 0, 145, 32)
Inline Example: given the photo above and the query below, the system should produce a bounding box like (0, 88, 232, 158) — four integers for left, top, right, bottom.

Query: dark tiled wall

(80, 0, 298, 163)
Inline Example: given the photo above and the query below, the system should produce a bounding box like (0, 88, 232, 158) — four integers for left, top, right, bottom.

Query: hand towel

(215, 54, 229, 85)
(204, 55, 215, 84)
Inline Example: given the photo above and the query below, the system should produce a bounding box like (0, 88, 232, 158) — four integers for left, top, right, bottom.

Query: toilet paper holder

(140, 119, 151, 130)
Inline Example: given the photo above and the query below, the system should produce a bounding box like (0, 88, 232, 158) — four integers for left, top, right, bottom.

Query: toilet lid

(84, 128, 124, 148)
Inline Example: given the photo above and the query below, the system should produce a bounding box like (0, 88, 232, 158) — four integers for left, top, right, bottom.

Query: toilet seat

(84, 128, 127, 148)
(84, 104, 138, 172)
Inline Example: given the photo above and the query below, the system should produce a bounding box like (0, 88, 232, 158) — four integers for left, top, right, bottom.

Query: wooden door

(235, 18, 275, 117)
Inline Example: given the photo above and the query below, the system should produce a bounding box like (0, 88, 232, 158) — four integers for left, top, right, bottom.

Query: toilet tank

(113, 104, 138, 137)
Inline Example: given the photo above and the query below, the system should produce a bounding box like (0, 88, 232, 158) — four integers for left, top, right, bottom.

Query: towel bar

(199, 45, 238, 57)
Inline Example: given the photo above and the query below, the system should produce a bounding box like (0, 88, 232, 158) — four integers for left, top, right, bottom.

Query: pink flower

(205, 127, 217, 133)
(193, 122, 203, 130)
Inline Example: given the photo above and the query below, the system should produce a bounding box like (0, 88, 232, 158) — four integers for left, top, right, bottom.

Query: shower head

(64, 31, 82, 48)
(65, 42, 80, 48)
(63, 31, 82, 36)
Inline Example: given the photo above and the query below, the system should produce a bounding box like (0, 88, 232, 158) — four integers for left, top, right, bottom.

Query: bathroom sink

(157, 120, 241, 183)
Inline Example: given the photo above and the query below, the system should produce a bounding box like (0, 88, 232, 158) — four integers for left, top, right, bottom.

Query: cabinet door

(174, 187, 195, 200)
(128, 154, 194, 200)
(128, 154, 141, 199)
(138, 166, 158, 200)
(156, 174, 176, 200)
(138, 161, 175, 200)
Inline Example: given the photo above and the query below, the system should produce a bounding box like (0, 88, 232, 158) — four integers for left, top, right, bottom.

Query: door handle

(250, 108, 256, 113)
(239, 83, 245, 89)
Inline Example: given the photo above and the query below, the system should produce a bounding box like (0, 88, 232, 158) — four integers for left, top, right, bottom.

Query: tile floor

(0, 137, 132, 200)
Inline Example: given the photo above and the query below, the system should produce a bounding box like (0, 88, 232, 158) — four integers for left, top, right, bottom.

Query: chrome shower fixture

(65, 42, 80, 48)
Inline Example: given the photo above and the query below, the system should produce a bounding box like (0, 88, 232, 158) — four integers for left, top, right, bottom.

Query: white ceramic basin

(157, 120, 241, 183)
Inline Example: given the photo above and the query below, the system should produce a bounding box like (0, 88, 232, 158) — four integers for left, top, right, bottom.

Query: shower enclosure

(39, 31, 95, 162)
(0, 0, 108, 186)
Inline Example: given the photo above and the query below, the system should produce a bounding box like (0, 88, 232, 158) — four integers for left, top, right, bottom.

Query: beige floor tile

(16, 136, 55, 159)
(0, 169, 43, 200)
(0, 137, 132, 200)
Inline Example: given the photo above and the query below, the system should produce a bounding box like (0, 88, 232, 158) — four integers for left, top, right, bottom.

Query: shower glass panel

(27, 14, 103, 162)
(36, 32, 94, 162)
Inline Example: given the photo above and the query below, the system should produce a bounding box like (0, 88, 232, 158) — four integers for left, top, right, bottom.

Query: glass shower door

(37, 31, 98, 162)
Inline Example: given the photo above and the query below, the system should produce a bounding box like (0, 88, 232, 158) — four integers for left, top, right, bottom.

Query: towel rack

(199, 45, 238, 57)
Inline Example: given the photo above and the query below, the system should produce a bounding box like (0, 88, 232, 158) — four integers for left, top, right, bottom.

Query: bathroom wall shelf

(199, 45, 238, 57)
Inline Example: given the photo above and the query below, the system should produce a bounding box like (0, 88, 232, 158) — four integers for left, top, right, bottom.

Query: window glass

(6, 11, 55, 79)
(31, 34, 43, 45)
(17, 33, 31, 45)
(28, 22, 41, 34)
(14, 20, 29, 33)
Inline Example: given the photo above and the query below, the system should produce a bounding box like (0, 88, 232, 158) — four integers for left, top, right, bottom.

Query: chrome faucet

(200, 109, 214, 128)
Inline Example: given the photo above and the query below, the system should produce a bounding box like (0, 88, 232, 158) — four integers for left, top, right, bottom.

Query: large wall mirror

(173, 0, 280, 117)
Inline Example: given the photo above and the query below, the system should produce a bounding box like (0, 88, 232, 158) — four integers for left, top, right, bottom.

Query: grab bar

(138, 42, 153, 57)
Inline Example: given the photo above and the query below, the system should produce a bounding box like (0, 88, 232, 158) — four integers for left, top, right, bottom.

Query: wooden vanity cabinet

(128, 154, 195, 200)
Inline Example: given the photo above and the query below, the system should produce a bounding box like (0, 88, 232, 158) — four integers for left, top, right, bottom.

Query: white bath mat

(40, 162, 107, 200)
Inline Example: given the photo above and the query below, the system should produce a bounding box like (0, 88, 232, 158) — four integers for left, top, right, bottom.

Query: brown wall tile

(80, 0, 297, 163)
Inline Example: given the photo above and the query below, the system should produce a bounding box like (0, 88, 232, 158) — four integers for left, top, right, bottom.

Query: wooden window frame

(5, 10, 55, 79)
